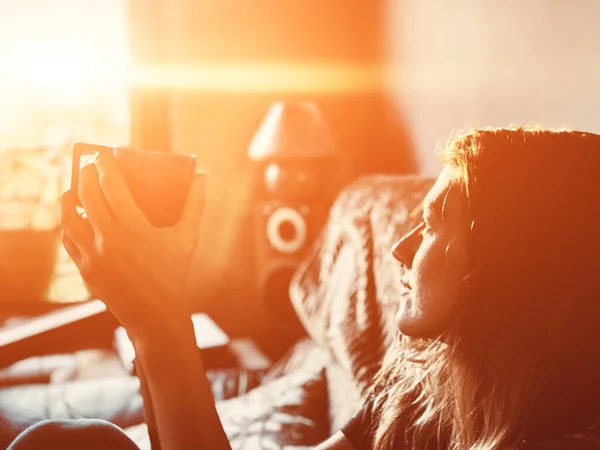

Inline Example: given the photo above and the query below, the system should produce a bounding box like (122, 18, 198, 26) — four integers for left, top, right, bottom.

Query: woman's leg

(7, 419, 141, 450)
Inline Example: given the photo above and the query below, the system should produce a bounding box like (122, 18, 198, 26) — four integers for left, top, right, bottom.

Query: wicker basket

(0, 147, 63, 302)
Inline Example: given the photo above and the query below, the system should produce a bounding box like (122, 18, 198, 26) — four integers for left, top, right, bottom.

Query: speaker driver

(266, 206, 307, 254)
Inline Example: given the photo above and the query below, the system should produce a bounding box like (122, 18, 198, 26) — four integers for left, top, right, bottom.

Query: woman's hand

(61, 151, 205, 337)
(62, 153, 234, 450)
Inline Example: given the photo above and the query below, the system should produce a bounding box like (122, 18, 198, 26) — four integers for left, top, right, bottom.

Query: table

(0, 302, 272, 401)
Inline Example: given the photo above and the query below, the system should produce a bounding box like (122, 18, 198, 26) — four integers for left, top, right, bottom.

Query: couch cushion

(290, 175, 435, 395)
(325, 359, 365, 435)
(262, 338, 331, 383)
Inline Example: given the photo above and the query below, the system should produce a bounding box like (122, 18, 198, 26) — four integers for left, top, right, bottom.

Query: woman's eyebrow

(423, 196, 443, 223)
(423, 190, 450, 224)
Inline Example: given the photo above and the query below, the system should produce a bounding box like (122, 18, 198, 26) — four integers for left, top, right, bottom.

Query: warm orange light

(131, 62, 383, 94)
(0, 2, 383, 151)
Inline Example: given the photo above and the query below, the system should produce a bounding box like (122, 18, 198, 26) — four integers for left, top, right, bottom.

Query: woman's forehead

(424, 168, 464, 222)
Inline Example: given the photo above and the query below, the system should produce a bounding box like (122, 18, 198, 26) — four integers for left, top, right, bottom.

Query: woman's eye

(419, 222, 432, 237)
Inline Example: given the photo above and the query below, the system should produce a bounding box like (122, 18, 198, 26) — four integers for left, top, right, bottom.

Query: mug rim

(112, 146, 196, 161)
(74, 142, 196, 161)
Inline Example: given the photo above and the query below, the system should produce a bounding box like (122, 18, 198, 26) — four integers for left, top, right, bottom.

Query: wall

(388, 0, 600, 175)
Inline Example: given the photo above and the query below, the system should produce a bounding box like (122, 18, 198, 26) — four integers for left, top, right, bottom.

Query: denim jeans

(8, 420, 141, 450)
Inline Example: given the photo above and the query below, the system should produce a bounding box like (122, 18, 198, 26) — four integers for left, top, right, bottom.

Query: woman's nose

(391, 223, 423, 269)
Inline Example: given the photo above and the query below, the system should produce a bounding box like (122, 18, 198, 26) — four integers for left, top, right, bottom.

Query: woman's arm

(132, 318, 230, 450)
(315, 432, 356, 450)
(61, 153, 230, 450)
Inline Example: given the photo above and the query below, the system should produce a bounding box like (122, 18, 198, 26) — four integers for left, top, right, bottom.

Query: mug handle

(71, 143, 114, 206)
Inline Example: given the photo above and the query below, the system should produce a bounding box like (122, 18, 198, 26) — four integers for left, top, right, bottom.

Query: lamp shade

(248, 101, 337, 161)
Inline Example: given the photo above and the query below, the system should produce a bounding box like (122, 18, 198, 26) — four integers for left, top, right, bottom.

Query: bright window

(0, 0, 130, 151)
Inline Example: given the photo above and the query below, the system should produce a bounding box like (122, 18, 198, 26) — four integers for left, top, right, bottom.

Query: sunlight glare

(0, 0, 130, 150)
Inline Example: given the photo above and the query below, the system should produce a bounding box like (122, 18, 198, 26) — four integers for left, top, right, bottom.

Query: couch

(0, 174, 435, 449)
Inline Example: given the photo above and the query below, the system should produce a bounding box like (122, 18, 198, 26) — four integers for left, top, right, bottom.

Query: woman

(8, 127, 600, 449)
(344, 128, 600, 449)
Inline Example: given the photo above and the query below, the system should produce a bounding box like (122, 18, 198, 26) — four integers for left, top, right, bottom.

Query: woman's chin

(397, 312, 445, 340)
(396, 299, 416, 335)
(396, 300, 431, 338)
(397, 319, 418, 337)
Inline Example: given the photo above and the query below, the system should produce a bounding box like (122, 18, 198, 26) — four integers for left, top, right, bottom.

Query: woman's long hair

(371, 128, 600, 449)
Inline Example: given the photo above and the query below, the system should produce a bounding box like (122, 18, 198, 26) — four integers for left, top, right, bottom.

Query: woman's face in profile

(391, 168, 469, 338)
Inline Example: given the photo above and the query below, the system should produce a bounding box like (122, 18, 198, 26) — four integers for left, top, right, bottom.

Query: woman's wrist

(127, 310, 196, 351)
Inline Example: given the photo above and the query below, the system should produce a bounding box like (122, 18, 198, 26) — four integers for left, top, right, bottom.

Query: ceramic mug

(71, 143, 199, 227)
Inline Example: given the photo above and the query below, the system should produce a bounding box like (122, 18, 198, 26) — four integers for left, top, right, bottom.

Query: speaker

(254, 200, 329, 321)
(248, 101, 347, 357)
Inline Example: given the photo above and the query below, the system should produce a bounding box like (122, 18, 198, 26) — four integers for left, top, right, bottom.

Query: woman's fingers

(61, 231, 81, 264)
(178, 173, 206, 231)
(79, 163, 114, 234)
(61, 190, 94, 262)
(95, 151, 146, 227)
